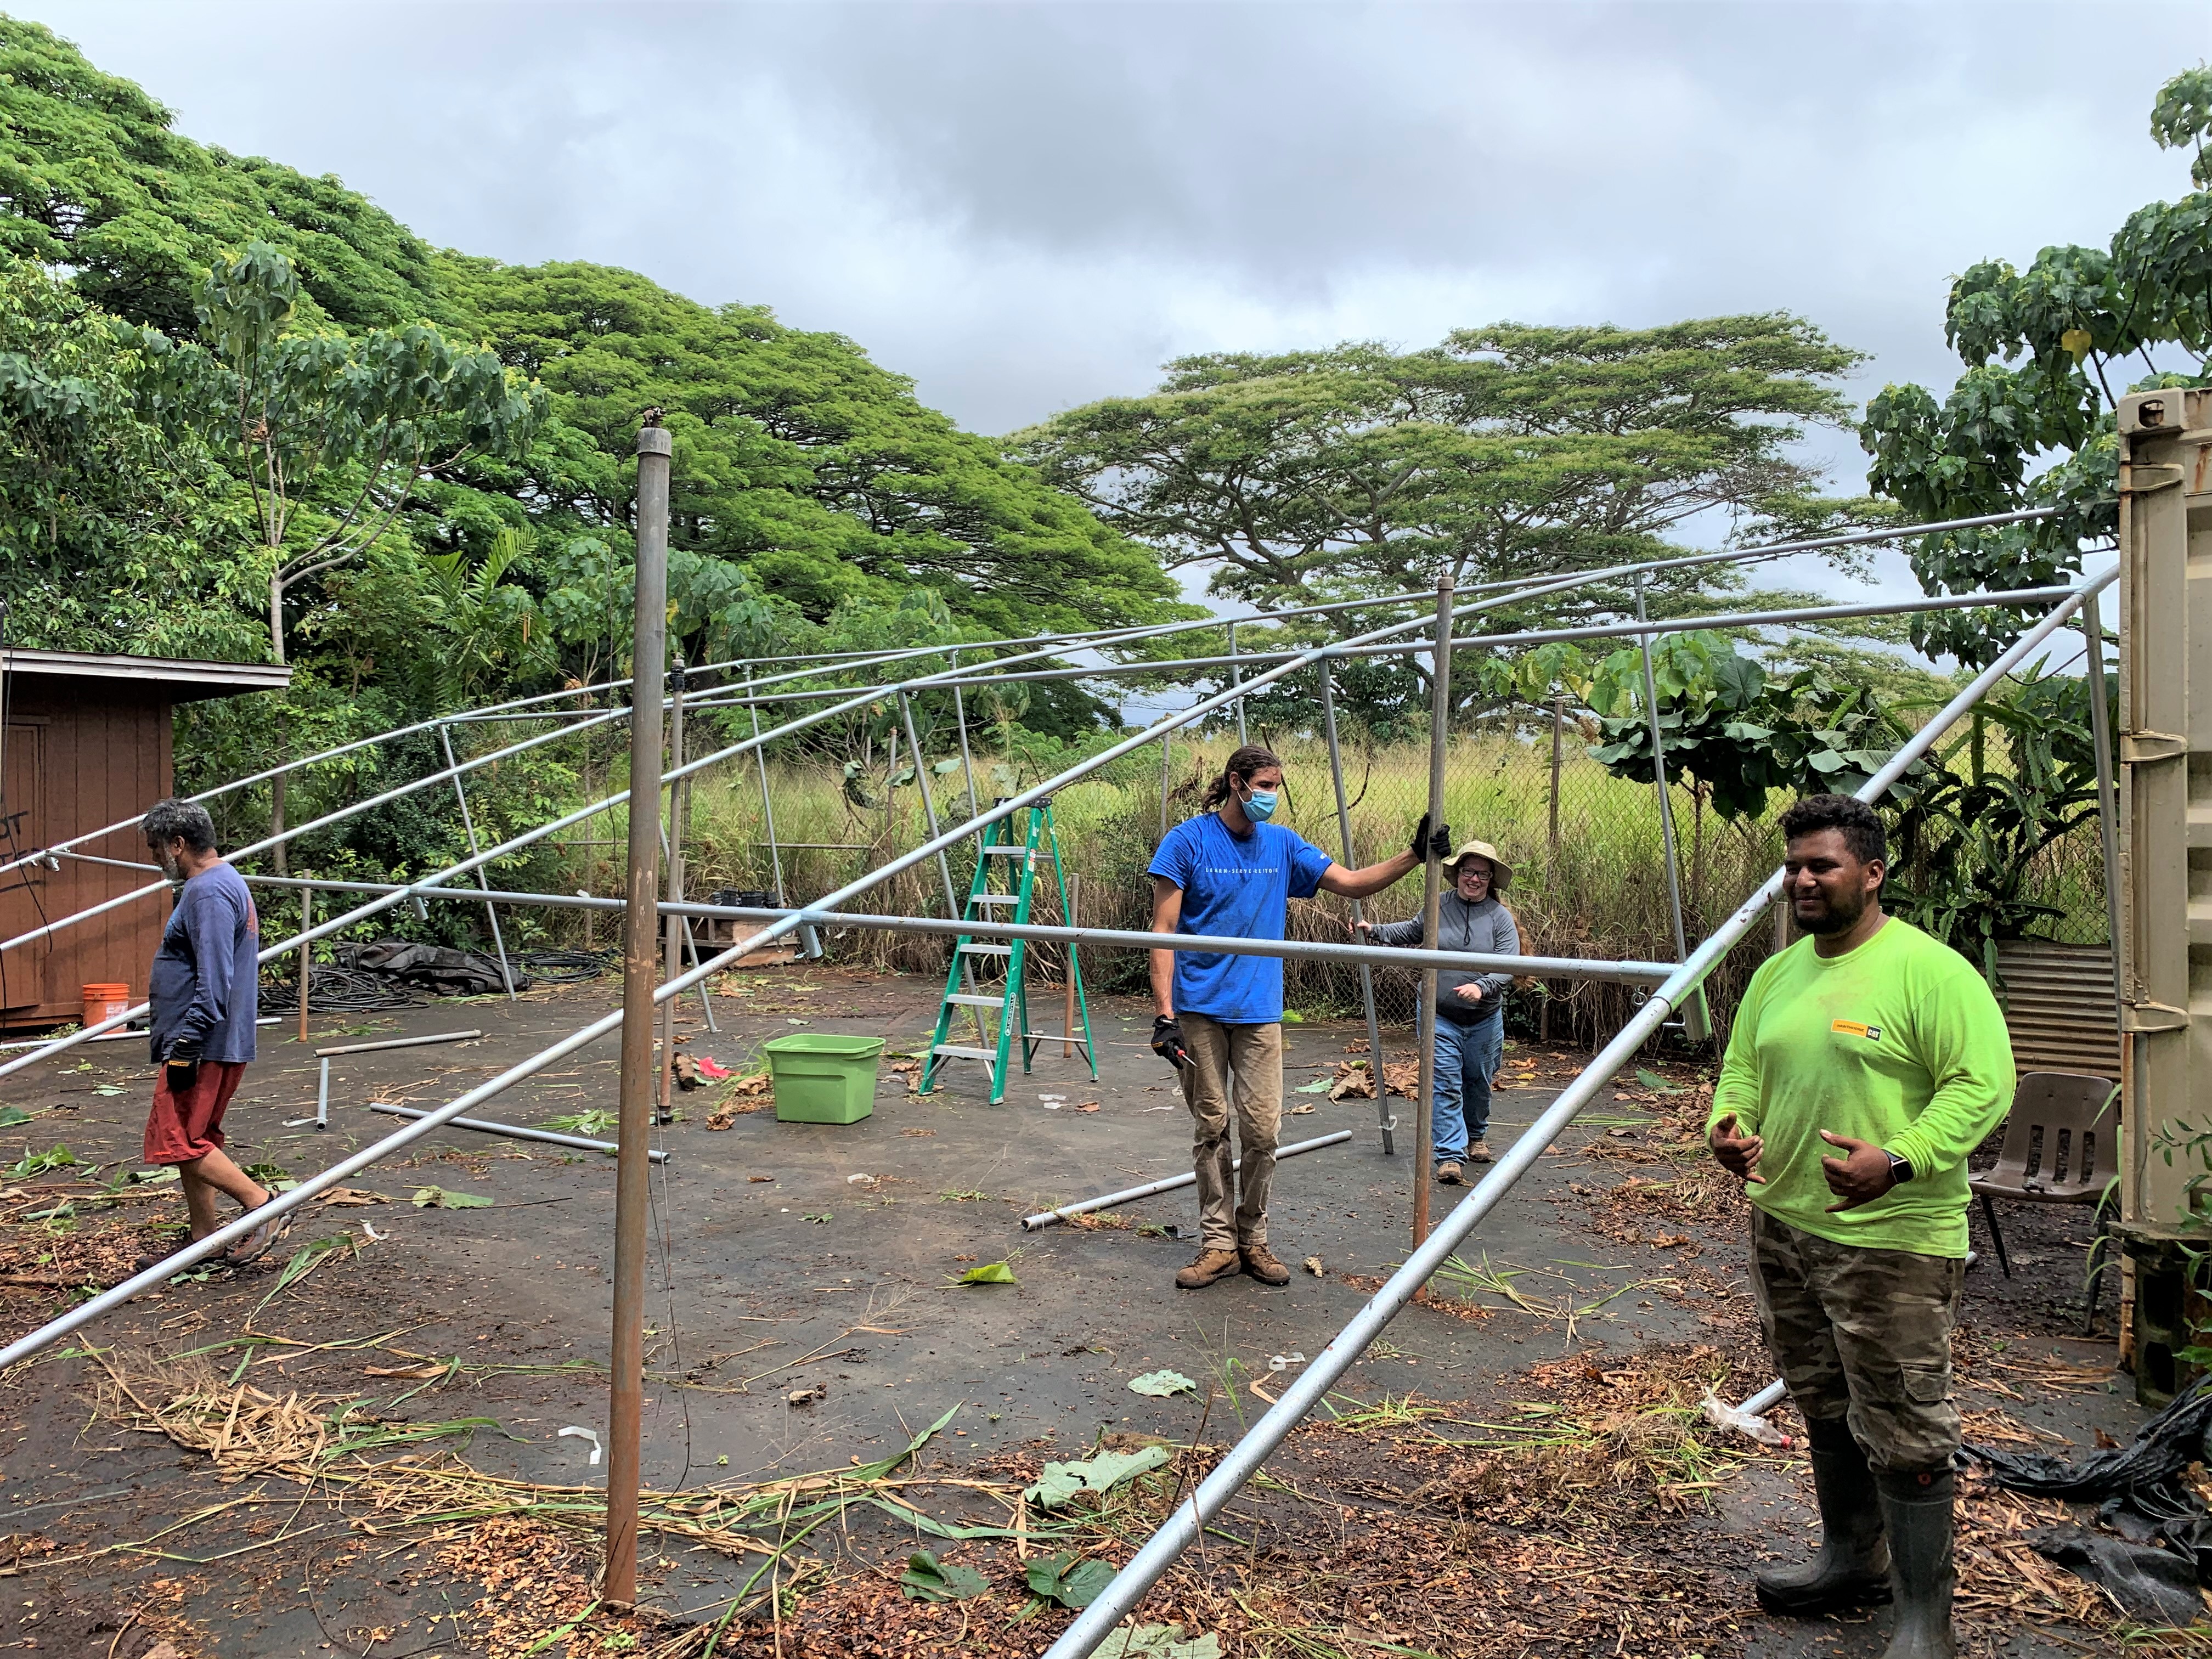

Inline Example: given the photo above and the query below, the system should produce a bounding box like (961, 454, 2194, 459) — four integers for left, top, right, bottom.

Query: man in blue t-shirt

(1148, 744, 1447, 1289)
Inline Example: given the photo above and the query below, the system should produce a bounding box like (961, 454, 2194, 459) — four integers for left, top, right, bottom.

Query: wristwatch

(1884, 1150, 1915, 1184)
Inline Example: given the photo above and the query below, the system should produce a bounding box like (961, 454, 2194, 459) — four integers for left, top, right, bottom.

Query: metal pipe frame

(0, 517, 2095, 1380)
(0, 595, 1170, 1080)
(1318, 664, 1392, 1152)
(1038, 568, 2117, 1659)
(298, 1028, 483, 1131)
(439, 723, 518, 999)
(229, 876, 1674, 983)
(687, 580, 2096, 708)
(1022, 1131, 1352, 1231)
(1634, 573, 1709, 1042)
(0, 550, 1747, 1369)
(0, 503, 2071, 890)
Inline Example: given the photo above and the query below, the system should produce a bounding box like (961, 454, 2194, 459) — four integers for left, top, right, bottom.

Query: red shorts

(144, 1061, 248, 1165)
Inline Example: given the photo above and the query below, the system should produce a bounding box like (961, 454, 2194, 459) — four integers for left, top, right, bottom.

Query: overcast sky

(25, 1, 2198, 626)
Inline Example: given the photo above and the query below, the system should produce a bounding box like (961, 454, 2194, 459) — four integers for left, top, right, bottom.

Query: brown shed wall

(0, 679, 174, 1028)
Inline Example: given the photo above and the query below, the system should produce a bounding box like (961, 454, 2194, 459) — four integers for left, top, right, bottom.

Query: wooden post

(606, 417, 670, 1609)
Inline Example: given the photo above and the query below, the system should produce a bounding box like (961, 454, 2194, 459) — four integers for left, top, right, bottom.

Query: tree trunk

(268, 570, 288, 876)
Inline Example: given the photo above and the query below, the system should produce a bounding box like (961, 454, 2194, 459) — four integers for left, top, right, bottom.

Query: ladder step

(960, 943, 1012, 957)
(969, 894, 1019, 905)
(946, 994, 1005, 1008)
(983, 846, 1032, 856)
(933, 1044, 1001, 1062)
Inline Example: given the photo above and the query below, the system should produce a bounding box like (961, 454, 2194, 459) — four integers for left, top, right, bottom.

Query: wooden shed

(0, 649, 291, 1030)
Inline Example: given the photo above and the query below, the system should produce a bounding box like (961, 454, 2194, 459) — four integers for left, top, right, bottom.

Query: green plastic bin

(763, 1032, 887, 1125)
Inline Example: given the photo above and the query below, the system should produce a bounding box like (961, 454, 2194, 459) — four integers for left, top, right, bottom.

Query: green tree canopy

(436, 258, 1182, 642)
(1861, 65, 2212, 664)
(0, 18, 455, 337)
(1012, 317, 1870, 617)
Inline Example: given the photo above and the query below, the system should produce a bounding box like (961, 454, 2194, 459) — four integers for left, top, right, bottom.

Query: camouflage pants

(1750, 1209, 1965, 1472)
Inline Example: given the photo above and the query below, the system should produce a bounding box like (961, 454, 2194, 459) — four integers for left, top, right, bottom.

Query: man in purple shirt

(139, 798, 286, 1270)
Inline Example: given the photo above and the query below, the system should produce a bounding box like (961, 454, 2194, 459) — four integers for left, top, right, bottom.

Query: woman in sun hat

(1355, 839, 1520, 1184)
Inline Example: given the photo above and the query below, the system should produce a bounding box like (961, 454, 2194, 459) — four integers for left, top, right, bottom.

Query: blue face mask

(1242, 788, 1279, 822)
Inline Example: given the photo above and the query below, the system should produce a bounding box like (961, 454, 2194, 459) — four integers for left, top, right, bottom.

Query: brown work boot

(1468, 1139, 1493, 1164)
(1240, 1244, 1292, 1286)
(1175, 1249, 1240, 1289)
(1435, 1159, 1463, 1186)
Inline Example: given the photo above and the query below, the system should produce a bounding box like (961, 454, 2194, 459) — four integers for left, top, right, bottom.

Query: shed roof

(0, 648, 291, 702)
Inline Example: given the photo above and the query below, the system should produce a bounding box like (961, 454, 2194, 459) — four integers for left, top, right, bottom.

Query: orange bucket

(82, 983, 131, 1029)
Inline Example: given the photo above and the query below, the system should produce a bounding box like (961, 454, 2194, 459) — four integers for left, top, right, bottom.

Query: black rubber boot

(1755, 1416, 1891, 1615)
(1873, 1466, 1957, 1659)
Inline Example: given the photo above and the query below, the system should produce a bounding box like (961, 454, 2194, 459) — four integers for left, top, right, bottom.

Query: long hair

(1201, 744, 1283, 812)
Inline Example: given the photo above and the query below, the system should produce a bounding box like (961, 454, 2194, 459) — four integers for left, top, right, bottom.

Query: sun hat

(1443, 839, 1514, 893)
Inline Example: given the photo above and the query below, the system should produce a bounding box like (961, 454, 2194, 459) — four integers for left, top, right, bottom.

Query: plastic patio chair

(1970, 1071, 2120, 1334)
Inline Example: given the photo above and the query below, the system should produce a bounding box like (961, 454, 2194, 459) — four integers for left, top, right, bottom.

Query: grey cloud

(26, 1, 2208, 477)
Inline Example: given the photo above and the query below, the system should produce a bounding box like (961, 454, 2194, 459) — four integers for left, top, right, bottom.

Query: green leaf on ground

(953, 1261, 1015, 1285)
(1634, 1068, 1684, 1093)
(6, 1146, 76, 1178)
(543, 1109, 616, 1136)
(411, 1186, 493, 1209)
(1024, 1443, 1172, 1509)
(899, 1551, 990, 1602)
(1293, 1076, 1332, 1094)
(1024, 1551, 1116, 1609)
(1098, 1628, 1223, 1659)
(0, 1108, 33, 1128)
(1128, 1369, 1197, 1397)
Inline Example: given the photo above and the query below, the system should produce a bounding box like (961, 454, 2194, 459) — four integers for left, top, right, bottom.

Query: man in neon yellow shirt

(1707, 794, 2011, 1659)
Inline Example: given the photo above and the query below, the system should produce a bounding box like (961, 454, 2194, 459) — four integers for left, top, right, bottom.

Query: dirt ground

(0, 963, 2165, 1657)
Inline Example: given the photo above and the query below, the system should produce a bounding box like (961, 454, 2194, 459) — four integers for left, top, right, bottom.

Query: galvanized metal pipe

(1036, 571, 2117, 1659)
(1415, 575, 1453, 1242)
(699, 580, 2098, 706)
(1318, 662, 1392, 1153)
(439, 724, 517, 1000)
(1229, 622, 1246, 745)
(1634, 574, 1707, 1041)
(369, 1102, 668, 1161)
(1022, 1131, 1352, 1231)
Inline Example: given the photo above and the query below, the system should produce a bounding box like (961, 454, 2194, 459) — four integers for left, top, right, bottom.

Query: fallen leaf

(901, 1128, 935, 1137)
(411, 1186, 492, 1209)
(787, 1385, 824, 1406)
(1024, 1444, 1172, 1509)
(953, 1261, 1017, 1285)
(1098, 1627, 1222, 1659)
(1285, 1103, 1316, 1115)
(1025, 1551, 1116, 1609)
(318, 1187, 391, 1206)
(1128, 1368, 1198, 1397)
(364, 1362, 447, 1380)
(900, 1550, 990, 1602)
(1075, 1101, 1101, 1113)
(1302, 1256, 1324, 1277)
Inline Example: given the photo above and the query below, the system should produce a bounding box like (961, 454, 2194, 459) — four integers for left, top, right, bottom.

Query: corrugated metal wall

(1993, 938, 2120, 1080)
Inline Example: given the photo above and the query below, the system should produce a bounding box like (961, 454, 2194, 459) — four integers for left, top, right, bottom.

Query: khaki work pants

(1751, 1208, 1966, 1472)
(1181, 1014, 1283, 1250)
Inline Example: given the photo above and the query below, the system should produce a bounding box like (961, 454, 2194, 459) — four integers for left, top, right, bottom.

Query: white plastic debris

(1701, 1386, 1793, 1448)
(558, 1425, 603, 1466)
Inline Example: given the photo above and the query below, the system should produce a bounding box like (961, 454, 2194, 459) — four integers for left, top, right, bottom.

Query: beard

(1793, 886, 1867, 936)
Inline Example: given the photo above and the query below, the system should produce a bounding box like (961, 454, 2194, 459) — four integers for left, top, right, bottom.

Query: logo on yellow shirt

(1831, 1018, 1883, 1041)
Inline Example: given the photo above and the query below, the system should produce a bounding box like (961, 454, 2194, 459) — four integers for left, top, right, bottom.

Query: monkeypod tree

(1861, 65, 2212, 665)
(1013, 317, 1872, 620)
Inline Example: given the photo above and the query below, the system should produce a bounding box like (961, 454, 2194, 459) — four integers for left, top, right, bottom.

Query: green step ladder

(920, 799, 1097, 1103)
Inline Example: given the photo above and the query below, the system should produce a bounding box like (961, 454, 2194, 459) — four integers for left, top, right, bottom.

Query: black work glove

(164, 1056, 200, 1094)
(1409, 813, 1454, 861)
(1151, 1014, 1189, 1073)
